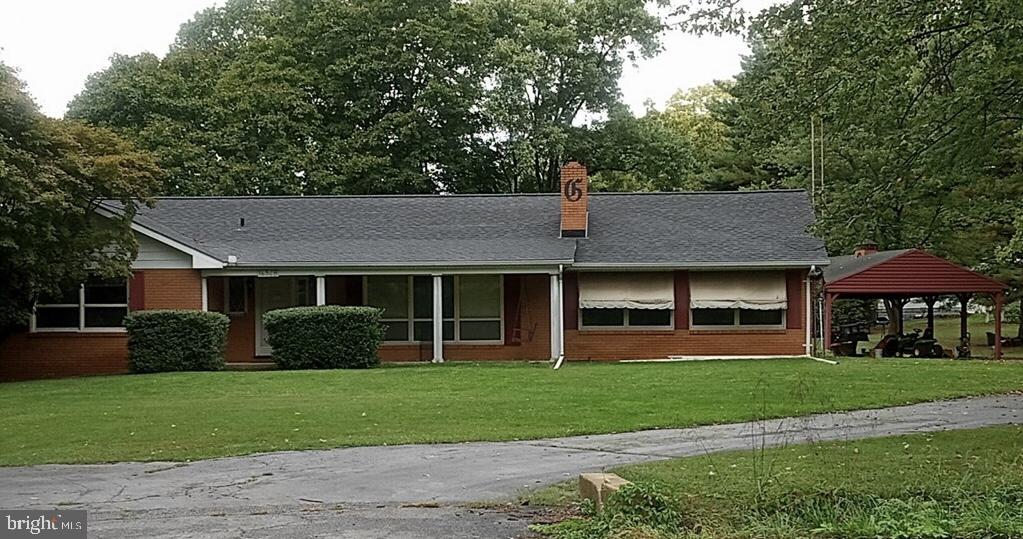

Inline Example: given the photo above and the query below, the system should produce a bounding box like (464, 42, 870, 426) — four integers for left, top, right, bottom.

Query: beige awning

(689, 271, 787, 310)
(578, 272, 675, 310)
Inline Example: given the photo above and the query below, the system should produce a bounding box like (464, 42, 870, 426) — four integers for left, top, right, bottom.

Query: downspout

(807, 265, 838, 365)
(553, 264, 566, 370)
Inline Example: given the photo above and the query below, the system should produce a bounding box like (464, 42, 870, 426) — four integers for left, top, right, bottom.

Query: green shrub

(125, 310, 230, 373)
(262, 306, 384, 369)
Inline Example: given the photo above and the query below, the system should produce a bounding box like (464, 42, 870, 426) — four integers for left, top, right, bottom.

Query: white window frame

(224, 276, 248, 315)
(31, 280, 129, 333)
(364, 275, 504, 345)
(689, 308, 787, 330)
(578, 308, 674, 330)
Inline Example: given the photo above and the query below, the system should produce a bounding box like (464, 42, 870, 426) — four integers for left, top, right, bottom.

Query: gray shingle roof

(104, 189, 828, 268)
(579, 191, 828, 267)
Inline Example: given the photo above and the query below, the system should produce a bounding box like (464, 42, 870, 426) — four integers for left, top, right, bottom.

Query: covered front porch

(200, 269, 564, 364)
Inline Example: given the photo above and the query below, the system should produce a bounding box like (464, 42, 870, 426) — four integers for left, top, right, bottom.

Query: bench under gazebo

(822, 244, 1009, 359)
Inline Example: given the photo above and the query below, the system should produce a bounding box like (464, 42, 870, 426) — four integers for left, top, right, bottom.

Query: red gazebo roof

(823, 249, 1006, 297)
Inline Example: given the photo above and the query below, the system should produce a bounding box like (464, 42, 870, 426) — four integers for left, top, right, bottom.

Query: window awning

(579, 272, 675, 310)
(689, 271, 787, 311)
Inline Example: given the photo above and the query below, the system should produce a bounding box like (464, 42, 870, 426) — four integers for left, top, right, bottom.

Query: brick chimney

(560, 161, 588, 237)
(853, 240, 879, 257)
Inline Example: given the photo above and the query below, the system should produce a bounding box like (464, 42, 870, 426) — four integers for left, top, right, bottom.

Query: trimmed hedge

(263, 306, 384, 369)
(125, 310, 230, 373)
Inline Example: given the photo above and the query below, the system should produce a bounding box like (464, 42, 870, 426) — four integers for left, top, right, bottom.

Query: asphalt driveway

(2, 394, 1020, 538)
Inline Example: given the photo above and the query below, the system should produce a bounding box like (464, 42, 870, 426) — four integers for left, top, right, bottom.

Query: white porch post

(550, 273, 562, 361)
(201, 277, 209, 311)
(432, 274, 444, 363)
(316, 276, 326, 306)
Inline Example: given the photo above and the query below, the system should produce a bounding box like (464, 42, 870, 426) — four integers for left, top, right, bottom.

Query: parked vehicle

(877, 329, 944, 358)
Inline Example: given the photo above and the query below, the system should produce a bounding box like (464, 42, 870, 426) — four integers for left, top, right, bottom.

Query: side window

(35, 278, 128, 331)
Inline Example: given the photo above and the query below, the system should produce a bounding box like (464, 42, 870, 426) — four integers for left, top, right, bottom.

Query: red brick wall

(143, 270, 202, 309)
(562, 269, 808, 360)
(0, 269, 204, 381)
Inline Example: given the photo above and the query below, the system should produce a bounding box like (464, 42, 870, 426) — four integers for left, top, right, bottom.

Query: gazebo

(822, 245, 1008, 359)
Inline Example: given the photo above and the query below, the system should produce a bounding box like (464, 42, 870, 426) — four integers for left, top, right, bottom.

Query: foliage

(695, 0, 1023, 337)
(262, 306, 384, 369)
(570, 106, 698, 192)
(532, 482, 685, 539)
(474, 0, 665, 193)
(125, 310, 230, 373)
(68, 0, 667, 196)
(832, 299, 876, 329)
(4, 359, 1023, 465)
(0, 63, 158, 334)
(529, 426, 1023, 539)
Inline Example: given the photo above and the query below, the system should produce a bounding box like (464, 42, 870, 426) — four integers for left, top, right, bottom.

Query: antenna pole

(810, 115, 816, 209)
(819, 117, 825, 209)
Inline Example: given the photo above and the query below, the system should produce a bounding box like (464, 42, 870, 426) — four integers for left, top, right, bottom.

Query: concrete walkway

(2, 394, 1020, 538)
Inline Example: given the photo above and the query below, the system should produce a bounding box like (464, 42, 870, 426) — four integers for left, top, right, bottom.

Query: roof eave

(570, 260, 830, 269)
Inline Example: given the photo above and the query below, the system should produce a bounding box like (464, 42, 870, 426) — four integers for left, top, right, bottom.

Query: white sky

(0, 0, 769, 119)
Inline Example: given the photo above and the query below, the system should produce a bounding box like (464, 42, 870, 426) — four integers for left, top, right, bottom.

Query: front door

(254, 277, 298, 356)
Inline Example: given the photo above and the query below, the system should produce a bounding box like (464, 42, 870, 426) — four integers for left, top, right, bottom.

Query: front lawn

(529, 425, 1023, 538)
(2, 359, 1023, 466)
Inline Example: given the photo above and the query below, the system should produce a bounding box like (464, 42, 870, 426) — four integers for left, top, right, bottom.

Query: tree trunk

(884, 299, 900, 334)
(1018, 297, 1022, 339)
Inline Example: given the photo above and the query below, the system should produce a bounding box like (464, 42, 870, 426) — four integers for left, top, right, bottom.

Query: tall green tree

(1, 63, 158, 333)
(473, 0, 665, 192)
(69, 0, 667, 195)
(694, 0, 1023, 335)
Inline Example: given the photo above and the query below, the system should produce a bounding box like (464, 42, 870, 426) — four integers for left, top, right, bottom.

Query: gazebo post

(924, 296, 936, 334)
(994, 292, 1004, 360)
(957, 293, 971, 343)
(823, 292, 835, 353)
(896, 299, 905, 334)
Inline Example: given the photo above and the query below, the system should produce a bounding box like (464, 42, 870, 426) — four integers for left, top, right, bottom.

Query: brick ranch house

(0, 163, 829, 381)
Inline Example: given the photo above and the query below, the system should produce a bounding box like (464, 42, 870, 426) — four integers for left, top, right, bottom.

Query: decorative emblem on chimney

(563, 177, 583, 202)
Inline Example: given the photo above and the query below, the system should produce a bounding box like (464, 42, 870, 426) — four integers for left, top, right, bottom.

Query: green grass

(2, 359, 1023, 466)
(528, 426, 1023, 538)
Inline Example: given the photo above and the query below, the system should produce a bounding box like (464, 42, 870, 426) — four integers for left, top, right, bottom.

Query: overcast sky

(1, 0, 768, 119)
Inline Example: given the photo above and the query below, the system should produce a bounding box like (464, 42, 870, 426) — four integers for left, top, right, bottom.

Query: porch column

(550, 273, 563, 361)
(201, 277, 209, 311)
(432, 274, 444, 363)
(315, 276, 326, 306)
(823, 292, 835, 353)
(994, 292, 1003, 360)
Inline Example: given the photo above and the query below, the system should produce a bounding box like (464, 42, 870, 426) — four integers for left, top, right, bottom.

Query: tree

(68, 0, 667, 195)
(681, 0, 1023, 336)
(70, 0, 491, 195)
(567, 105, 698, 192)
(0, 63, 158, 334)
(739, 0, 1020, 248)
(473, 0, 666, 192)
